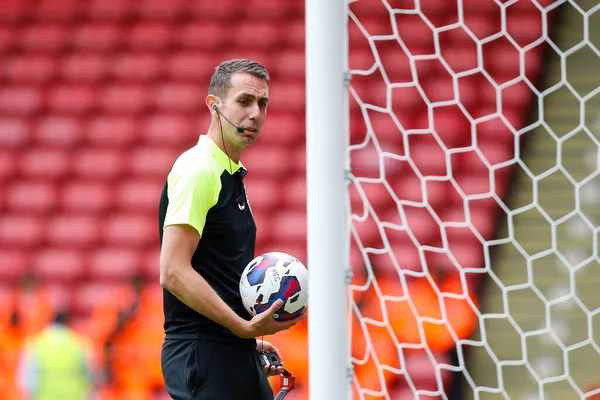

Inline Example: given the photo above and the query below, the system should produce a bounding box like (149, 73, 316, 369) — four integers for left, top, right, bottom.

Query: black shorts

(161, 339, 274, 400)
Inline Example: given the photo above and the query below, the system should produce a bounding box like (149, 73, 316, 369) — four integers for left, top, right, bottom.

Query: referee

(158, 59, 305, 399)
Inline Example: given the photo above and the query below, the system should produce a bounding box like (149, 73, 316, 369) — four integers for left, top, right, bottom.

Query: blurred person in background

(16, 310, 95, 400)
(0, 274, 55, 399)
(4, 274, 54, 337)
(88, 274, 164, 399)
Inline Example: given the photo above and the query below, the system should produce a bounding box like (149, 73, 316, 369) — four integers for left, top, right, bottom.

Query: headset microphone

(213, 105, 245, 133)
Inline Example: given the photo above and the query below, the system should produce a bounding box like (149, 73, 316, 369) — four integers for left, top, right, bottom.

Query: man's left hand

(257, 339, 284, 377)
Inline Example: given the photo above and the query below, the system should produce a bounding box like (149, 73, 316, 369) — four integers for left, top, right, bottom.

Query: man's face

(220, 72, 269, 149)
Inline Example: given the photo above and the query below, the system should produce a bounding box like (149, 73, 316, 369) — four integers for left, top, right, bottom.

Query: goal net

(346, 0, 600, 399)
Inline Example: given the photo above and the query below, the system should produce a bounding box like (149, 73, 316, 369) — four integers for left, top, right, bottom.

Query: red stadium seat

(461, 0, 500, 13)
(72, 282, 121, 316)
(19, 148, 71, 179)
(5, 181, 57, 214)
(0, 85, 42, 116)
(0, 0, 27, 21)
(476, 116, 516, 145)
(99, 83, 150, 114)
(444, 240, 485, 270)
(409, 138, 449, 177)
(153, 82, 203, 111)
(0, 214, 44, 249)
(166, 52, 215, 81)
(431, 107, 472, 149)
(483, 40, 521, 84)
(31, 249, 86, 283)
(86, 114, 138, 146)
(46, 84, 97, 115)
(440, 43, 478, 75)
(141, 248, 160, 280)
(35, 0, 82, 20)
(349, 46, 377, 73)
(142, 113, 196, 146)
(271, 211, 307, 244)
(3, 53, 57, 84)
(101, 214, 156, 246)
(259, 113, 304, 146)
(349, 0, 391, 17)
(128, 147, 184, 178)
(88, 248, 142, 280)
(61, 52, 109, 83)
(242, 145, 291, 178)
(127, 20, 174, 50)
(242, 177, 282, 213)
(403, 205, 443, 246)
(463, 12, 501, 42)
(242, 0, 302, 19)
(71, 21, 123, 51)
(268, 81, 305, 113)
(188, 0, 244, 19)
(423, 74, 456, 105)
(279, 176, 306, 211)
(19, 22, 68, 52)
(283, 19, 304, 49)
(60, 181, 113, 214)
(270, 50, 305, 80)
(72, 149, 125, 180)
(45, 214, 99, 248)
(252, 212, 273, 243)
(115, 180, 164, 212)
(177, 20, 232, 49)
(0, 149, 16, 181)
(42, 283, 73, 312)
(111, 52, 164, 82)
(453, 172, 492, 198)
(395, 15, 435, 53)
(0, 25, 14, 53)
(86, 0, 134, 19)
(33, 115, 83, 147)
(136, 0, 186, 18)
(386, 233, 425, 273)
(0, 117, 29, 148)
(403, 351, 453, 393)
(235, 21, 282, 49)
(506, 11, 543, 48)
(0, 249, 30, 281)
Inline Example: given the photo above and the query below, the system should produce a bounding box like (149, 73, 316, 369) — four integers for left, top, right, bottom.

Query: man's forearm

(161, 264, 249, 337)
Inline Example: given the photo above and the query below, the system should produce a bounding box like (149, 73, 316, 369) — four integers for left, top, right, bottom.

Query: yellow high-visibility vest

(27, 326, 92, 400)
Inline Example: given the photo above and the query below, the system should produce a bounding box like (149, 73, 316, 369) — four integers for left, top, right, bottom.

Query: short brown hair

(208, 59, 270, 99)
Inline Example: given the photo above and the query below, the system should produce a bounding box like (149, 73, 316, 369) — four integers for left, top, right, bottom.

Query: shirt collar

(199, 135, 246, 175)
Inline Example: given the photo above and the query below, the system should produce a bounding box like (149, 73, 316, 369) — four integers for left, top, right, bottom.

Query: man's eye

(239, 99, 248, 105)
(259, 101, 268, 108)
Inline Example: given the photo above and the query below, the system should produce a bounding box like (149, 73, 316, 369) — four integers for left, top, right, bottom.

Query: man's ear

(206, 95, 220, 114)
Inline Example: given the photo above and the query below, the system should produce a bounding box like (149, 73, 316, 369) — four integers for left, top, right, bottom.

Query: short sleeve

(163, 164, 219, 236)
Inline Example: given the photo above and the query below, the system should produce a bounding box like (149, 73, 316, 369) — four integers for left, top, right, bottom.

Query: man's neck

(207, 126, 242, 164)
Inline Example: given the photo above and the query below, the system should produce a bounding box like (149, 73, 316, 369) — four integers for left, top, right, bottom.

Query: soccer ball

(239, 252, 308, 321)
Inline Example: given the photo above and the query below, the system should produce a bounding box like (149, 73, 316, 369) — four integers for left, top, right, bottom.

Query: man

(159, 59, 305, 399)
(16, 310, 95, 400)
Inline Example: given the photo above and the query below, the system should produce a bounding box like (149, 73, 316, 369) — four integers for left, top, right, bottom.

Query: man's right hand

(237, 300, 307, 338)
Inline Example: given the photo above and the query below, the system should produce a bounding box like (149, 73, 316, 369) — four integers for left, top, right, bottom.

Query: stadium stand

(0, 0, 553, 398)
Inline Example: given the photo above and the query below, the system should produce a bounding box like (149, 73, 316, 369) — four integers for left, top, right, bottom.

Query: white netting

(347, 0, 600, 399)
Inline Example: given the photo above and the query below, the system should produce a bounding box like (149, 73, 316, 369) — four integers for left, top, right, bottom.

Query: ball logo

(269, 268, 281, 284)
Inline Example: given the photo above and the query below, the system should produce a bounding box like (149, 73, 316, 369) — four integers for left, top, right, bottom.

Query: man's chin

(239, 133, 258, 145)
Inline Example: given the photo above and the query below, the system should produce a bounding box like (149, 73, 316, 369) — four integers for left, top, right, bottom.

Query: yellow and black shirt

(158, 135, 256, 348)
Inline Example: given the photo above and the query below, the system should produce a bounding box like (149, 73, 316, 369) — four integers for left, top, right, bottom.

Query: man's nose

(248, 104, 261, 120)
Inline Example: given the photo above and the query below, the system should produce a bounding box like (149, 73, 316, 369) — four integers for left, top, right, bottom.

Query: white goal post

(306, 0, 350, 399)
